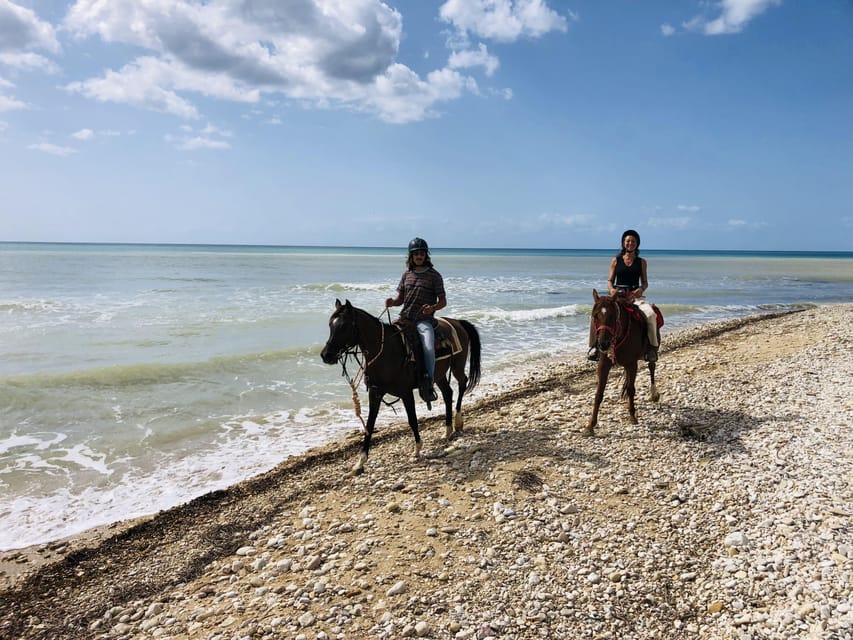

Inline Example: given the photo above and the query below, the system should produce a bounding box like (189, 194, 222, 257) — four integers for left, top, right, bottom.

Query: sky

(0, 0, 851, 251)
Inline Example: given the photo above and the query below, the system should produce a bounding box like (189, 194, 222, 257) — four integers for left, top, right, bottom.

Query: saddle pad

(436, 317, 463, 355)
(623, 303, 664, 329)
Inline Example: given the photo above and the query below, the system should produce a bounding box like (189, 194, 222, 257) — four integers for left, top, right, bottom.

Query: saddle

(394, 317, 462, 363)
(622, 301, 664, 329)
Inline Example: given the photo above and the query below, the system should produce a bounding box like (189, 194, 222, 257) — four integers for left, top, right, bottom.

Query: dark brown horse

(586, 289, 661, 435)
(321, 299, 481, 475)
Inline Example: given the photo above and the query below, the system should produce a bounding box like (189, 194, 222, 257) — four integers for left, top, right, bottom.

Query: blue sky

(0, 1, 851, 251)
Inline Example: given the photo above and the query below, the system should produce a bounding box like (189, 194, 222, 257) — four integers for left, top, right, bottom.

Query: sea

(1, 243, 851, 551)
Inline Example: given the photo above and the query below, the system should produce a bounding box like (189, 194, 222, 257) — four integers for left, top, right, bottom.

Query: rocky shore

(1, 304, 851, 640)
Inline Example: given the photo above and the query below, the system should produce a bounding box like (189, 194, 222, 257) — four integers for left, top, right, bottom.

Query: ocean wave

(1, 347, 316, 389)
(296, 282, 389, 293)
(473, 304, 583, 323)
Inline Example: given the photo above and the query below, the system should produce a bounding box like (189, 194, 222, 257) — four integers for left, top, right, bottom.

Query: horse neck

(352, 307, 385, 353)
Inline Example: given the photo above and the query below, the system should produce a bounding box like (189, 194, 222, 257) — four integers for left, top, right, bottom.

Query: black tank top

(613, 255, 642, 289)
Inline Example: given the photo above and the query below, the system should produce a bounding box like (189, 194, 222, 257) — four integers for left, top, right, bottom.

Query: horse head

(591, 289, 622, 353)
(321, 298, 359, 364)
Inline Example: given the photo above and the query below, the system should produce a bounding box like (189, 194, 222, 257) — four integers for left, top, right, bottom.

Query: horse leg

(648, 361, 660, 402)
(451, 355, 469, 436)
(623, 361, 638, 425)
(401, 391, 422, 461)
(351, 386, 383, 476)
(585, 358, 611, 436)
(649, 328, 661, 402)
(434, 362, 454, 440)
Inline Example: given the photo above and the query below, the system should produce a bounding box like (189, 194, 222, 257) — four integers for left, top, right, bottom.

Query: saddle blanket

(624, 302, 664, 329)
(435, 317, 463, 360)
(397, 317, 463, 362)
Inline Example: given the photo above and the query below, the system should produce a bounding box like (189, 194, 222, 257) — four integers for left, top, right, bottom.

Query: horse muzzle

(320, 347, 340, 365)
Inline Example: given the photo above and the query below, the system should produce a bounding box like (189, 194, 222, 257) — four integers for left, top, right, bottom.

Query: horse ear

(344, 299, 352, 309)
(335, 298, 342, 309)
(592, 289, 599, 302)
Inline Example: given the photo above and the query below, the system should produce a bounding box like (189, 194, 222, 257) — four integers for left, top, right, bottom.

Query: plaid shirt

(396, 267, 445, 322)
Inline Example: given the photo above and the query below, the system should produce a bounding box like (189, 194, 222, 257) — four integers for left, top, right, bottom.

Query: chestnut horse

(586, 289, 661, 435)
(321, 299, 481, 475)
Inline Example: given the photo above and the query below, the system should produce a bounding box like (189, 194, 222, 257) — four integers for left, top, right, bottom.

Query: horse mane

(347, 302, 397, 332)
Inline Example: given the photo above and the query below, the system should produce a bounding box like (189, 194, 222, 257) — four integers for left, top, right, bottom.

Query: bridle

(327, 307, 387, 432)
(331, 308, 386, 376)
(592, 297, 631, 362)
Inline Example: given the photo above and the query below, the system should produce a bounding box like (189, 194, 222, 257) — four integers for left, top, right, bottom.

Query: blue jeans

(416, 320, 435, 382)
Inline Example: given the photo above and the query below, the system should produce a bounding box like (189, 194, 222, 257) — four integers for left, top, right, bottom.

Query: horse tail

(458, 319, 482, 392)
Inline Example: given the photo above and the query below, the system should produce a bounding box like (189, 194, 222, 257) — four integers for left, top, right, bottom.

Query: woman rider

(588, 229, 659, 362)
(385, 237, 447, 408)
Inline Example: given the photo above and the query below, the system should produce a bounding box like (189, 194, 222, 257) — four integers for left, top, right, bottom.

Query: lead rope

(341, 314, 386, 433)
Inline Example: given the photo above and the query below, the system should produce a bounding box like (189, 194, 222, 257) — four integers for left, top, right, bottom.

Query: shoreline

(2, 304, 850, 639)
(0, 309, 798, 584)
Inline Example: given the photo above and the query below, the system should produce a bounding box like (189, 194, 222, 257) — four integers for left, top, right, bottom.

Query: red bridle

(592, 299, 632, 363)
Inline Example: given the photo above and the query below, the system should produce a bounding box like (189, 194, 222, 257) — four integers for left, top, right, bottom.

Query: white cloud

(676, 204, 701, 213)
(0, 0, 60, 54)
(448, 43, 499, 77)
(28, 142, 77, 156)
(439, 0, 571, 43)
(366, 64, 475, 124)
(660, 23, 675, 37)
(72, 128, 94, 140)
(0, 2, 61, 111)
(684, 0, 782, 36)
(0, 92, 25, 110)
(62, 0, 486, 124)
(0, 51, 59, 73)
(170, 135, 231, 151)
(648, 216, 691, 230)
(726, 218, 767, 230)
(165, 122, 232, 150)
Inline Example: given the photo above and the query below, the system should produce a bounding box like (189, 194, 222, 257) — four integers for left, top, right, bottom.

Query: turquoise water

(1, 242, 851, 550)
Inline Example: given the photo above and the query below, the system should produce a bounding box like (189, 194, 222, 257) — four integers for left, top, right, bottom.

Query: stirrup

(419, 377, 437, 408)
(587, 347, 599, 362)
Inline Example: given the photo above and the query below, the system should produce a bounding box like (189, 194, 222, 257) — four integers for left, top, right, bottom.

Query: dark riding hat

(621, 229, 640, 247)
(408, 237, 429, 253)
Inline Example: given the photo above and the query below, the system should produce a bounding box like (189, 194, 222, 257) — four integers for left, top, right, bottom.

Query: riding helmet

(408, 237, 429, 253)
(621, 229, 640, 247)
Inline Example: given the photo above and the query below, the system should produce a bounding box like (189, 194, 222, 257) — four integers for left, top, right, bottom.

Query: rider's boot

(587, 347, 599, 361)
(645, 346, 658, 362)
(415, 347, 437, 409)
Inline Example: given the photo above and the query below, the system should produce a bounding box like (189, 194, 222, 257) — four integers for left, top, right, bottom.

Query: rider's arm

(385, 292, 403, 307)
(637, 258, 649, 296)
(607, 258, 618, 296)
(422, 294, 446, 315)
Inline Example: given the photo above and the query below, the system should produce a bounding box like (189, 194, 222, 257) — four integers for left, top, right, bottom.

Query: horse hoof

(582, 427, 595, 437)
(347, 467, 364, 478)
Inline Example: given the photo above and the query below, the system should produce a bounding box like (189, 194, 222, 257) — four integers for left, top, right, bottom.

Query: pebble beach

(1, 304, 851, 640)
